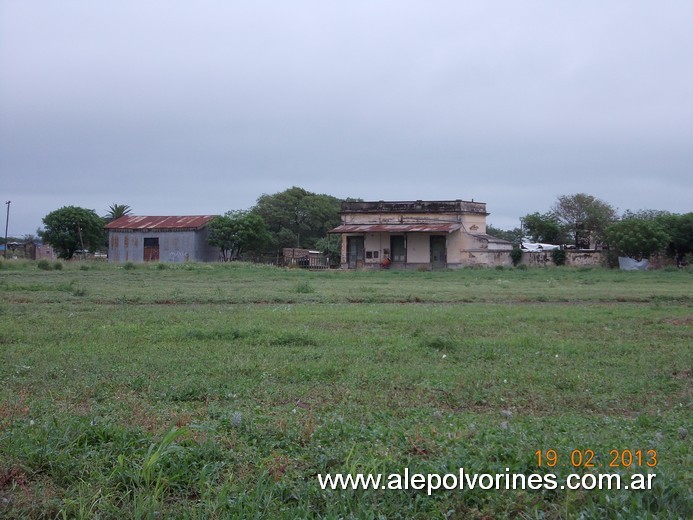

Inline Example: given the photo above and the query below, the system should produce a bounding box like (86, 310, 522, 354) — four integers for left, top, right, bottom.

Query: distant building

(34, 243, 55, 260)
(282, 248, 329, 269)
(329, 200, 512, 269)
(105, 216, 220, 263)
(2, 241, 42, 260)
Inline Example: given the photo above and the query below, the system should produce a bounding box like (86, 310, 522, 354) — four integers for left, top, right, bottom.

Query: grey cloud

(1, 1, 691, 235)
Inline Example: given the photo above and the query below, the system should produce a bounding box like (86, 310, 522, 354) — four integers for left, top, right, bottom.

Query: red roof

(106, 215, 216, 231)
(329, 223, 461, 233)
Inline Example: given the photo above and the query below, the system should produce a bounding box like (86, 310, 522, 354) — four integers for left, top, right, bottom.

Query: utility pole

(77, 221, 85, 260)
(3, 201, 10, 259)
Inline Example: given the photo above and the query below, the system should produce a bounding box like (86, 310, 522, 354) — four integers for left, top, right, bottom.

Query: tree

(656, 212, 693, 265)
(486, 224, 523, 245)
(104, 203, 132, 223)
(510, 247, 523, 266)
(551, 193, 617, 249)
(605, 219, 670, 259)
(207, 210, 272, 261)
(251, 187, 342, 251)
(39, 206, 106, 259)
(315, 234, 341, 262)
(621, 209, 671, 221)
(520, 212, 565, 244)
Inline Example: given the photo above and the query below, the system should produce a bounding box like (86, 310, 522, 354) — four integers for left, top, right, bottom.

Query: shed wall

(108, 229, 219, 263)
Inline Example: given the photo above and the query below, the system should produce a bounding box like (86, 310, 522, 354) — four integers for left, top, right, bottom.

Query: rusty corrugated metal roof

(329, 223, 461, 234)
(105, 215, 217, 231)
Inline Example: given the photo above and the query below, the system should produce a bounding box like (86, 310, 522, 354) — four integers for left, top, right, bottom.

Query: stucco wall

(446, 231, 465, 264)
(519, 250, 606, 267)
(363, 233, 386, 266)
(344, 211, 462, 225)
(356, 232, 436, 265)
(462, 215, 487, 234)
(456, 250, 513, 267)
(405, 234, 430, 264)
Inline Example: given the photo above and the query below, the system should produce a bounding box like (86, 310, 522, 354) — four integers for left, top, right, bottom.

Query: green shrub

(515, 263, 528, 270)
(605, 250, 620, 269)
(79, 264, 90, 271)
(53, 261, 63, 270)
(551, 249, 567, 266)
(510, 247, 523, 266)
(295, 280, 314, 294)
(37, 259, 52, 271)
(123, 261, 136, 270)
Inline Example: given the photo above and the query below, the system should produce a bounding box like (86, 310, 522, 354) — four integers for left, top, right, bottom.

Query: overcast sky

(1, 1, 691, 236)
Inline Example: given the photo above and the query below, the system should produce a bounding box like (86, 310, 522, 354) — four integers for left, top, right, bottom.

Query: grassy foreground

(1, 261, 691, 518)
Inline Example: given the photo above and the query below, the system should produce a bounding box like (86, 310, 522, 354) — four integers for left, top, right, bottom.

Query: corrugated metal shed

(106, 215, 216, 232)
(329, 223, 461, 233)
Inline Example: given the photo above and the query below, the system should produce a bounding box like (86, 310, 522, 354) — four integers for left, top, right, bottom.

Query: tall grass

(0, 263, 691, 518)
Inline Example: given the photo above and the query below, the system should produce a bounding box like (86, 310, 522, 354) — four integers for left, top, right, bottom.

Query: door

(430, 235, 446, 269)
(143, 237, 159, 262)
(390, 235, 406, 263)
(346, 236, 365, 268)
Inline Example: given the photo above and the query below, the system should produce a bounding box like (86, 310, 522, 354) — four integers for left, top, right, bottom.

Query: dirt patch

(0, 466, 29, 490)
(664, 317, 693, 326)
(672, 368, 690, 380)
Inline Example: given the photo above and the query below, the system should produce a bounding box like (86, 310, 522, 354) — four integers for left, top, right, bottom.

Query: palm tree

(105, 203, 132, 223)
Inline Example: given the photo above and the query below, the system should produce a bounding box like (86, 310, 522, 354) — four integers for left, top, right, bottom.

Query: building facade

(106, 216, 220, 263)
(330, 200, 512, 269)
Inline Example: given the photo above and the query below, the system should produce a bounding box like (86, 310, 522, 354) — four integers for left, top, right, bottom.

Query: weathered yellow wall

(406, 234, 430, 263)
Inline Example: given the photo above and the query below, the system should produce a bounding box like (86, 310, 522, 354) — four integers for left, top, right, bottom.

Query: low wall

(458, 250, 514, 268)
(520, 250, 606, 268)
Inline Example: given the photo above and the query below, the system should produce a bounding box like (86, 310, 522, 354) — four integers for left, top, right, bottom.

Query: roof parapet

(341, 200, 488, 215)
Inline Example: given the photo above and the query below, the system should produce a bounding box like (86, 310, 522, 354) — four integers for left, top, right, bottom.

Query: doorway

(430, 235, 446, 269)
(346, 236, 365, 268)
(143, 237, 160, 262)
(390, 235, 406, 263)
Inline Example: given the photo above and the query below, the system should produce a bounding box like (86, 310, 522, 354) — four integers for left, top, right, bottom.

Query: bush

(605, 250, 620, 269)
(123, 261, 136, 270)
(551, 249, 567, 266)
(295, 280, 314, 294)
(53, 262, 63, 270)
(510, 247, 523, 267)
(37, 259, 52, 271)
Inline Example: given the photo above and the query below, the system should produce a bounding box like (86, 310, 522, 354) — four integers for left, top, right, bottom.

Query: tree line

(487, 193, 692, 265)
(36, 189, 692, 265)
(36, 188, 345, 260)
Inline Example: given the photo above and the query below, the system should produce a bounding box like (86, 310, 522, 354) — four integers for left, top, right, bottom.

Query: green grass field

(1, 261, 691, 519)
